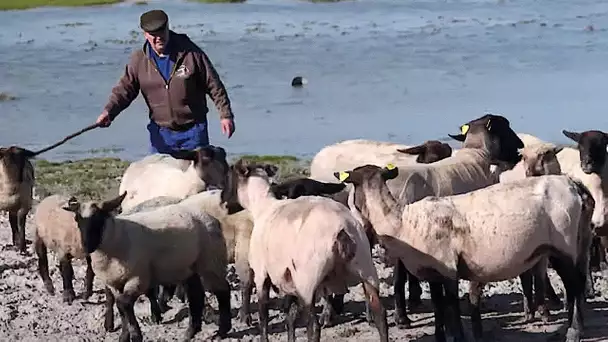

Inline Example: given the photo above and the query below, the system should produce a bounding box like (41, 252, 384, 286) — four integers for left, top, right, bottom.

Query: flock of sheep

(0, 112, 607, 342)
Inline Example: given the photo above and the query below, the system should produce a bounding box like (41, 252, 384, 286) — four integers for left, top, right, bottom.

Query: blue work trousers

(147, 120, 210, 154)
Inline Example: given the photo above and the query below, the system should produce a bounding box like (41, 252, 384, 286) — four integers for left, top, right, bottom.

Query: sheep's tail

(333, 229, 356, 264)
(569, 177, 595, 267)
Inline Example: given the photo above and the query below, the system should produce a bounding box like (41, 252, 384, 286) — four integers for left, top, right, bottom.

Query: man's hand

(96, 110, 112, 128)
(220, 118, 235, 138)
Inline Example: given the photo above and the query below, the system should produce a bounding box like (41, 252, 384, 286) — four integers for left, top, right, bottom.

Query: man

(96, 9, 235, 154)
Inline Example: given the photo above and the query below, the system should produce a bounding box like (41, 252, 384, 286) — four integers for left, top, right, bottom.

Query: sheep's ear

(334, 171, 352, 183)
(196, 147, 216, 165)
(448, 133, 466, 142)
(234, 160, 250, 177)
(552, 146, 564, 155)
(101, 192, 127, 213)
(563, 130, 581, 143)
(61, 197, 80, 213)
(397, 144, 426, 155)
(264, 164, 279, 177)
(381, 163, 399, 180)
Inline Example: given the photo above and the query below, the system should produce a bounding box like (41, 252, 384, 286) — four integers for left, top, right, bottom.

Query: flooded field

(1, 0, 608, 161)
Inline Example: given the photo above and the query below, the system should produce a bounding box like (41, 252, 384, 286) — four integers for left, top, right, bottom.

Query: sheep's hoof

(565, 327, 581, 342)
(394, 312, 411, 329)
(62, 290, 76, 304)
(184, 325, 201, 341)
(43, 281, 55, 295)
(237, 311, 252, 326)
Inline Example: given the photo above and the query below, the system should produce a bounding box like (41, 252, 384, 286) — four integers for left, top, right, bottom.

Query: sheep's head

(220, 159, 278, 215)
(173, 145, 229, 190)
(62, 192, 127, 254)
(396, 140, 452, 164)
(519, 144, 563, 177)
(448, 113, 523, 168)
(563, 130, 608, 175)
(0, 146, 36, 184)
(333, 164, 398, 219)
(270, 178, 346, 199)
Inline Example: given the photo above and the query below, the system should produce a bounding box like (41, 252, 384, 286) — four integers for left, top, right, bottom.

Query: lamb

(0, 146, 36, 255)
(33, 194, 94, 304)
(221, 159, 389, 342)
(337, 164, 594, 342)
(118, 145, 230, 213)
(124, 177, 350, 327)
(61, 192, 232, 341)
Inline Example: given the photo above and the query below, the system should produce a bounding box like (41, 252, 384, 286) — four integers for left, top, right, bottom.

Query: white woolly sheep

(221, 159, 389, 342)
(33, 194, 93, 304)
(338, 164, 594, 342)
(124, 177, 350, 327)
(61, 192, 232, 341)
(118, 145, 229, 213)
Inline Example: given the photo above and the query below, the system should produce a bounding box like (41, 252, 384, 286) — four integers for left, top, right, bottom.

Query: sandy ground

(1, 212, 607, 342)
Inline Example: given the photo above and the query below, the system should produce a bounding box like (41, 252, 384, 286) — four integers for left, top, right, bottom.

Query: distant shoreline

(0, 0, 124, 11)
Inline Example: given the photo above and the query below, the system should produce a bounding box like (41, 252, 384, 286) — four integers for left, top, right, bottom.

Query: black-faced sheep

(221, 159, 389, 342)
(62, 192, 231, 341)
(338, 164, 593, 342)
(118, 145, 230, 213)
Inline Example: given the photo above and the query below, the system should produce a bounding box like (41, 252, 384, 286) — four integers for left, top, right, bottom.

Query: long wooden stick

(32, 122, 102, 156)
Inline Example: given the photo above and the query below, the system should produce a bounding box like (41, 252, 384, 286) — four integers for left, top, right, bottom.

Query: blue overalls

(146, 41, 209, 154)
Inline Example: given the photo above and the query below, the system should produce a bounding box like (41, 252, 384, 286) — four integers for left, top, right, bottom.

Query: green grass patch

(32, 154, 310, 202)
(0, 0, 122, 11)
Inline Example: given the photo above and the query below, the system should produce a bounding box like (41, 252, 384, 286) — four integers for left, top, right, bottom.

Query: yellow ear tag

(460, 124, 470, 135)
(386, 163, 396, 170)
(338, 171, 350, 182)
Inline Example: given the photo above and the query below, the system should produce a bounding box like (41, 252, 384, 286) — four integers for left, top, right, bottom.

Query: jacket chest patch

(174, 64, 190, 78)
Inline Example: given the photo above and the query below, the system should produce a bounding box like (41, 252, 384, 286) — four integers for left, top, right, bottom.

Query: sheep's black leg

(393, 261, 411, 328)
(551, 255, 585, 342)
(84, 256, 94, 300)
(305, 296, 321, 342)
(214, 283, 233, 337)
(469, 281, 484, 341)
(544, 272, 562, 308)
(115, 294, 129, 342)
(16, 208, 29, 255)
(145, 287, 162, 324)
(285, 295, 299, 342)
(104, 286, 115, 332)
(184, 274, 204, 340)
(116, 294, 142, 342)
(444, 279, 465, 342)
(408, 270, 423, 308)
(519, 271, 535, 322)
(175, 284, 186, 303)
(320, 293, 337, 328)
(329, 294, 345, 315)
(258, 277, 272, 342)
(532, 263, 550, 323)
(34, 237, 54, 295)
(362, 280, 389, 342)
(58, 255, 76, 304)
(429, 281, 446, 342)
(8, 211, 18, 247)
(238, 269, 254, 326)
(157, 285, 175, 313)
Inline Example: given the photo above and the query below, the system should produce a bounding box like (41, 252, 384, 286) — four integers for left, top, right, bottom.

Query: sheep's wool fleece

(249, 196, 377, 305)
(34, 194, 85, 259)
(94, 204, 211, 288)
(390, 174, 584, 283)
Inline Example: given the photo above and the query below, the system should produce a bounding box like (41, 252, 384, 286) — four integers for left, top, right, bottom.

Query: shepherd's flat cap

(140, 9, 168, 32)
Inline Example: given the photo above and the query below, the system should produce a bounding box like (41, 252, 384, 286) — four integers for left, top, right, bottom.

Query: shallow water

(1, 0, 608, 161)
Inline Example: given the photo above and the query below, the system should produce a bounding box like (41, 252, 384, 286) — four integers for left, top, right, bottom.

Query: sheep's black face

(334, 164, 398, 216)
(0, 146, 36, 183)
(75, 204, 108, 254)
(449, 114, 523, 166)
(563, 130, 608, 175)
(397, 140, 453, 164)
(221, 165, 245, 214)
